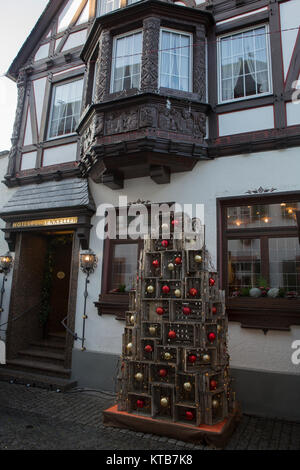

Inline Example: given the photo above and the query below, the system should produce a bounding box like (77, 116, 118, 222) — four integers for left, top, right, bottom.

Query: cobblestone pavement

(0, 381, 299, 450)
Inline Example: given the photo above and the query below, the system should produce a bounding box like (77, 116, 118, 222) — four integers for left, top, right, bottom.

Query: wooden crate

(142, 299, 170, 322)
(183, 347, 218, 372)
(163, 322, 198, 347)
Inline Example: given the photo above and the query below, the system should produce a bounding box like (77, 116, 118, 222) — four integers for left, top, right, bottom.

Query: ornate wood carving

(96, 29, 112, 102)
(105, 108, 139, 135)
(140, 17, 160, 93)
(194, 24, 206, 101)
(6, 70, 27, 178)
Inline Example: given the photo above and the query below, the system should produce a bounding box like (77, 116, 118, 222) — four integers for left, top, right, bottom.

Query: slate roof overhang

(0, 178, 96, 222)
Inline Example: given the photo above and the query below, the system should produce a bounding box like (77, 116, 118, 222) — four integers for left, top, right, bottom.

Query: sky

(0, 0, 48, 151)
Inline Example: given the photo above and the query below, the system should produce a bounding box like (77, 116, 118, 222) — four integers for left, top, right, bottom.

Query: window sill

(94, 293, 129, 320)
(227, 297, 300, 331)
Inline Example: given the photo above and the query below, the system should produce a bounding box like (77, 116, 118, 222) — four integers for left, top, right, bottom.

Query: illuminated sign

(12, 217, 78, 228)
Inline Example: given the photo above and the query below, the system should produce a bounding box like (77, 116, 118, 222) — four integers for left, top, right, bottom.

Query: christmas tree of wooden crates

(117, 214, 235, 426)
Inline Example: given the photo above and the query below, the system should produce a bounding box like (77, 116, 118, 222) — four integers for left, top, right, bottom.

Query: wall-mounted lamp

(0, 252, 13, 323)
(79, 250, 98, 351)
(0, 253, 13, 275)
(80, 250, 98, 275)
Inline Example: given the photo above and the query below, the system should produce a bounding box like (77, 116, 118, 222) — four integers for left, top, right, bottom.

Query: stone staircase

(0, 332, 77, 391)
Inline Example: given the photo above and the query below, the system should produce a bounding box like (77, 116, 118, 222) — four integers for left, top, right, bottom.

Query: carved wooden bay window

(78, 0, 212, 189)
(219, 194, 300, 331)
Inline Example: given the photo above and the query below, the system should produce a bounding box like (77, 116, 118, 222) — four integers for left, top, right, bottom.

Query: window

(97, 0, 120, 16)
(97, 203, 175, 319)
(159, 29, 192, 92)
(221, 196, 300, 330)
(218, 25, 272, 103)
(111, 31, 143, 93)
(96, 0, 140, 16)
(48, 78, 84, 139)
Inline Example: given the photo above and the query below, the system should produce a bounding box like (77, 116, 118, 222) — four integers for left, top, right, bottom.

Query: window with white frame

(218, 25, 272, 103)
(159, 29, 192, 92)
(48, 78, 84, 139)
(111, 31, 143, 93)
(97, 0, 120, 16)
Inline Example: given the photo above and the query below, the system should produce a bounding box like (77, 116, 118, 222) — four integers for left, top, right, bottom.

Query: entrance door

(47, 236, 73, 335)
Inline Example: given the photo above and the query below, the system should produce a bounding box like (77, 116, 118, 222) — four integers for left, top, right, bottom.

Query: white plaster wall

(74, 146, 300, 376)
(0, 153, 18, 341)
(218, 106, 275, 136)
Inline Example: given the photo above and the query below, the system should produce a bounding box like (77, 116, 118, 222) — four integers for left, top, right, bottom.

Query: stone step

(0, 366, 76, 391)
(30, 339, 65, 352)
(18, 348, 65, 366)
(6, 358, 71, 379)
(47, 332, 66, 344)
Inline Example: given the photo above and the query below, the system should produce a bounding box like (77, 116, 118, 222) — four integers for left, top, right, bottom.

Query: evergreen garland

(39, 235, 73, 328)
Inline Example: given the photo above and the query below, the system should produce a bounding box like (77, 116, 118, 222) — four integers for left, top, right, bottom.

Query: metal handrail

(61, 315, 83, 342)
(0, 302, 41, 333)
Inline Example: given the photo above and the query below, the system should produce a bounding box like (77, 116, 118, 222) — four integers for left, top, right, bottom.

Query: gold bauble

(147, 285, 154, 294)
(130, 315, 135, 324)
(183, 382, 192, 392)
(195, 254, 202, 263)
(149, 326, 157, 335)
(202, 354, 210, 362)
(168, 263, 175, 271)
(174, 289, 181, 298)
(217, 325, 222, 333)
(160, 397, 169, 407)
(135, 372, 143, 382)
(164, 352, 172, 361)
(212, 399, 219, 409)
(127, 342, 133, 351)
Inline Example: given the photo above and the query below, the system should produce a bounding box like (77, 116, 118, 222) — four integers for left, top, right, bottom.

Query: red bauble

(172, 219, 179, 226)
(156, 307, 164, 316)
(136, 399, 144, 409)
(162, 285, 170, 294)
(208, 332, 216, 342)
(168, 330, 176, 339)
(161, 240, 169, 248)
(152, 259, 160, 268)
(159, 369, 167, 378)
(188, 354, 197, 363)
(182, 307, 191, 316)
(212, 306, 217, 315)
(185, 411, 194, 421)
(189, 288, 198, 297)
(209, 277, 215, 287)
(175, 257, 182, 265)
(210, 380, 217, 390)
(144, 344, 153, 353)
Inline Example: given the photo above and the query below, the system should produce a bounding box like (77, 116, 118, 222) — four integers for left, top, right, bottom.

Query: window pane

(160, 30, 191, 92)
(220, 26, 270, 102)
(48, 79, 83, 139)
(110, 243, 138, 292)
(227, 203, 300, 229)
(98, 0, 120, 16)
(112, 32, 142, 92)
(269, 238, 300, 298)
(228, 239, 261, 297)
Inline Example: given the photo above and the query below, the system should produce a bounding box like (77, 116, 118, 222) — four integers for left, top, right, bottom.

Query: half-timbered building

(0, 0, 300, 420)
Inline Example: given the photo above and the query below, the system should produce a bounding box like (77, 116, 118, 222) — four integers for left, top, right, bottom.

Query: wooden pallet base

(103, 404, 241, 448)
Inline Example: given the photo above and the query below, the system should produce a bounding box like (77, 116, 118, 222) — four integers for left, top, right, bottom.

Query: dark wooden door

(48, 240, 72, 334)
